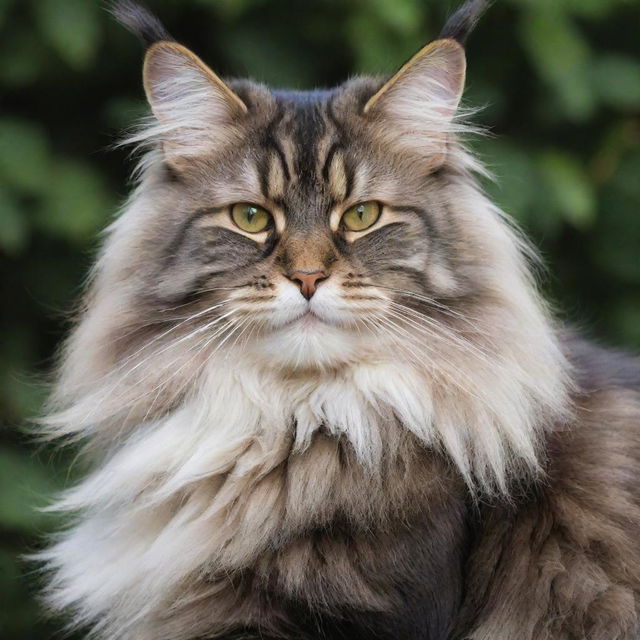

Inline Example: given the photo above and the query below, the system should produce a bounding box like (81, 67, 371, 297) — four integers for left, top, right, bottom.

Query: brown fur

(454, 385, 640, 639)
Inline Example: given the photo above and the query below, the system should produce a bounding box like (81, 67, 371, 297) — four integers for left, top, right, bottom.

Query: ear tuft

(108, 0, 173, 47)
(439, 0, 493, 45)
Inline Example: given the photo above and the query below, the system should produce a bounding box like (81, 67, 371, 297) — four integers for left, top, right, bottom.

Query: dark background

(1, 0, 639, 636)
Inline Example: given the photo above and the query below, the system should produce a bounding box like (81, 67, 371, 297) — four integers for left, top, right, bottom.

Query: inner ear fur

(143, 41, 247, 120)
(142, 41, 247, 167)
(364, 39, 466, 115)
(362, 39, 467, 168)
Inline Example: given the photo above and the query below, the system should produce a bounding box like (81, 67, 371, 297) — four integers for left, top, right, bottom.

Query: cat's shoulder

(563, 331, 640, 393)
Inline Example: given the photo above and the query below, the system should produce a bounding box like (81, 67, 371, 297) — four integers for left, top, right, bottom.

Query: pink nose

(287, 270, 329, 299)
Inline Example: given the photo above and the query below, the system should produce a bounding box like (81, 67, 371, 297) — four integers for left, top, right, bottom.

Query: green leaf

(592, 55, 640, 110)
(519, 7, 595, 121)
(537, 151, 596, 229)
(0, 118, 51, 195)
(35, 160, 113, 243)
(0, 188, 29, 254)
(34, 0, 101, 71)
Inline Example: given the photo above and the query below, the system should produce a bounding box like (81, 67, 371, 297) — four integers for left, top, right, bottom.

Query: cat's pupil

(246, 207, 257, 222)
(357, 205, 365, 220)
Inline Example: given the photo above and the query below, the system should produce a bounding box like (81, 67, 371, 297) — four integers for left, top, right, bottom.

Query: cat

(38, 0, 640, 638)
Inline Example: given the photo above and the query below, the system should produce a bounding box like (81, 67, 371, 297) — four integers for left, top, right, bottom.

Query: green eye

(341, 201, 381, 232)
(231, 203, 271, 233)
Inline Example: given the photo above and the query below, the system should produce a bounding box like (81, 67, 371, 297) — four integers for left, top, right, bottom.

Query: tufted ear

(363, 39, 466, 170)
(142, 41, 247, 168)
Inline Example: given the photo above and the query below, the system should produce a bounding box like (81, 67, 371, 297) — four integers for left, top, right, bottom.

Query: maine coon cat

(39, 0, 640, 638)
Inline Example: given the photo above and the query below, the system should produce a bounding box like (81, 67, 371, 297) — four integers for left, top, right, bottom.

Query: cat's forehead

(220, 82, 373, 225)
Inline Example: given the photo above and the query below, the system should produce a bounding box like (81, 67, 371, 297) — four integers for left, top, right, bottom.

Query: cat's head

(95, 1, 492, 372)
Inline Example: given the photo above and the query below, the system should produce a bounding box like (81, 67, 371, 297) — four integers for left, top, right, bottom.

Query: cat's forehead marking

(256, 90, 358, 230)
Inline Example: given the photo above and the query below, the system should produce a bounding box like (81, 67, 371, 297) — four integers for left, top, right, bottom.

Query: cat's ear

(142, 41, 247, 168)
(363, 39, 466, 170)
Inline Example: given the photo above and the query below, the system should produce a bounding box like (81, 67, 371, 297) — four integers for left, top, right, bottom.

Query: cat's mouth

(287, 308, 327, 328)
(299, 310, 325, 326)
(278, 307, 338, 330)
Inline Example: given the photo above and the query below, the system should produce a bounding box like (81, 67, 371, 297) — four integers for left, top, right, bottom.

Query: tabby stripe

(162, 207, 219, 269)
(388, 205, 441, 244)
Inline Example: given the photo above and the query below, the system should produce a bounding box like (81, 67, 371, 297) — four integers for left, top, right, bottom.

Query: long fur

(37, 2, 640, 639)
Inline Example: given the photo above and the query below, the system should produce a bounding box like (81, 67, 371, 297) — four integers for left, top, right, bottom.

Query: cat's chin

(248, 315, 366, 370)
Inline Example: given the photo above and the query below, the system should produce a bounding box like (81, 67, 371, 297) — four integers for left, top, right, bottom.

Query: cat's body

(39, 2, 640, 638)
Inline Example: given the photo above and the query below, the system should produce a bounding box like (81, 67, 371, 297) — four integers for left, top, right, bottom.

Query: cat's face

(117, 40, 469, 370)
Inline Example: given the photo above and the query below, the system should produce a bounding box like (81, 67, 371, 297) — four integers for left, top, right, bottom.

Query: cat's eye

(231, 203, 272, 233)
(341, 201, 381, 232)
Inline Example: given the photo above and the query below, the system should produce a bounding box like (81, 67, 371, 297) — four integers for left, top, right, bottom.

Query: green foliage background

(0, 0, 638, 636)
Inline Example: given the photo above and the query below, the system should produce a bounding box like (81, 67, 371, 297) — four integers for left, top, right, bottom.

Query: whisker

(122, 318, 238, 427)
(375, 285, 479, 325)
(387, 302, 495, 365)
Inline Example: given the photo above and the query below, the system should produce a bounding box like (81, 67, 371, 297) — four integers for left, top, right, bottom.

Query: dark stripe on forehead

(326, 95, 347, 140)
(321, 142, 340, 183)
(390, 205, 442, 244)
(322, 142, 354, 203)
(325, 97, 355, 201)
(162, 207, 220, 270)
(261, 104, 290, 198)
(292, 100, 327, 179)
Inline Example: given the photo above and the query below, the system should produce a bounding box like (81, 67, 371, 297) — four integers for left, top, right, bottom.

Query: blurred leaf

(0, 118, 51, 195)
(0, 0, 14, 26)
(591, 120, 640, 184)
(520, 7, 595, 120)
(592, 150, 640, 282)
(479, 139, 537, 225)
(346, 11, 421, 74)
(221, 25, 313, 87)
(34, 0, 101, 71)
(35, 160, 113, 243)
(537, 151, 596, 229)
(0, 188, 29, 254)
(103, 97, 148, 130)
(370, 0, 422, 35)
(0, 31, 46, 87)
(197, 0, 267, 19)
(609, 297, 640, 346)
(592, 55, 640, 110)
(565, 0, 622, 18)
(507, 0, 627, 18)
(0, 373, 47, 425)
(0, 448, 57, 530)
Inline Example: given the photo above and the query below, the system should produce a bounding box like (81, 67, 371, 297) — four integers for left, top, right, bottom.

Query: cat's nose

(287, 270, 329, 300)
